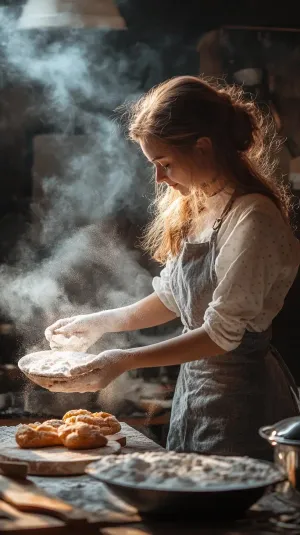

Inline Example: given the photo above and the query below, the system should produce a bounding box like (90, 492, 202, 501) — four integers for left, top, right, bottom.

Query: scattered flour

(50, 333, 91, 353)
(88, 452, 284, 491)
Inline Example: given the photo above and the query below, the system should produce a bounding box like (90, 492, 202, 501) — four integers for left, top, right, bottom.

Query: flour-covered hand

(44, 312, 109, 352)
(90, 348, 130, 390)
(39, 348, 131, 394)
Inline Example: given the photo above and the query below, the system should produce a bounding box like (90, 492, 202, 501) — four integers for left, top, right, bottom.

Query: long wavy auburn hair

(125, 75, 293, 264)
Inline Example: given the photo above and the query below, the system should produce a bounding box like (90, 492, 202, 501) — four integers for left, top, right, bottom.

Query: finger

(45, 319, 71, 339)
(45, 318, 70, 333)
(49, 335, 72, 350)
(55, 323, 83, 335)
(49, 339, 64, 350)
(45, 326, 58, 341)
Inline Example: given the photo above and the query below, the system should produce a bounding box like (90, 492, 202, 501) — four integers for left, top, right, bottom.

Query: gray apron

(167, 195, 300, 460)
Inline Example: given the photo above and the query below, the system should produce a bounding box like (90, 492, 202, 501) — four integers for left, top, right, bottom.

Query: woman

(46, 76, 300, 459)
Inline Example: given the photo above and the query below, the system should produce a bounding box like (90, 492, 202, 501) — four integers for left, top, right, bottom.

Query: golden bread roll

(43, 419, 64, 428)
(58, 422, 108, 450)
(15, 422, 62, 448)
(64, 411, 121, 435)
(62, 409, 92, 421)
(93, 411, 112, 419)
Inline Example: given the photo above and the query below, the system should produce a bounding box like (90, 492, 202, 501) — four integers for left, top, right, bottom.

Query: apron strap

(212, 190, 238, 234)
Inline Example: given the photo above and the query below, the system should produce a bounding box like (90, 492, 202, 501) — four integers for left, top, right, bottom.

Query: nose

(155, 165, 168, 184)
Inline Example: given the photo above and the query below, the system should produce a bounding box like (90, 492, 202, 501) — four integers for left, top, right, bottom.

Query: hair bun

(230, 105, 254, 152)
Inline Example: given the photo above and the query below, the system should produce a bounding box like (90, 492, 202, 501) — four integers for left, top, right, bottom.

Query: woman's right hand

(44, 312, 107, 353)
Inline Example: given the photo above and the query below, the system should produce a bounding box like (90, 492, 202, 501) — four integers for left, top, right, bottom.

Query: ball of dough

(15, 423, 62, 448)
(58, 422, 108, 450)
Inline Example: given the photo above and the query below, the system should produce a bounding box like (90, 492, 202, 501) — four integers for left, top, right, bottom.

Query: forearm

(99, 293, 177, 333)
(127, 326, 226, 368)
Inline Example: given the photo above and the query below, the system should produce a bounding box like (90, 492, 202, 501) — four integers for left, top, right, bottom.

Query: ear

(195, 137, 212, 152)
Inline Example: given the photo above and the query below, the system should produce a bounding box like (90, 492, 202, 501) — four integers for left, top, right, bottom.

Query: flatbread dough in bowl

(18, 350, 105, 393)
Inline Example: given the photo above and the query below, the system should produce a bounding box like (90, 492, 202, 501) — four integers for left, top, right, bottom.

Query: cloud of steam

(32, 128, 151, 246)
(0, 10, 164, 127)
(0, 9, 161, 361)
(1, 223, 153, 348)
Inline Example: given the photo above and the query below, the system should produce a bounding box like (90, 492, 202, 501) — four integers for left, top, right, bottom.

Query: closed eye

(160, 163, 170, 173)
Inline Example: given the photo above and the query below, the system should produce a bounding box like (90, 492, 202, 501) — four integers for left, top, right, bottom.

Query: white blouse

(152, 193, 300, 352)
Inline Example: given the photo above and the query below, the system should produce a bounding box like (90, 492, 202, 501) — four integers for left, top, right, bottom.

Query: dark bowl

(86, 462, 285, 519)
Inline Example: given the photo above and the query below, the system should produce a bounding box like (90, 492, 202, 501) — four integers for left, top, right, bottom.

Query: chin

(169, 183, 190, 196)
(177, 186, 190, 196)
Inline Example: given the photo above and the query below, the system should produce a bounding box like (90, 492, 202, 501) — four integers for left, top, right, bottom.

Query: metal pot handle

(259, 425, 274, 443)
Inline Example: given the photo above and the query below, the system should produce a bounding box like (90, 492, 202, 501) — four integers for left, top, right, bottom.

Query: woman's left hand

(91, 348, 131, 390)
(44, 349, 132, 393)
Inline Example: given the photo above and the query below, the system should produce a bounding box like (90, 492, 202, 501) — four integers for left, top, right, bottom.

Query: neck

(200, 171, 230, 197)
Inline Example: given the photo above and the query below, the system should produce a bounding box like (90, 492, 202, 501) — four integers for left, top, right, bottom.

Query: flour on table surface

(30, 474, 138, 520)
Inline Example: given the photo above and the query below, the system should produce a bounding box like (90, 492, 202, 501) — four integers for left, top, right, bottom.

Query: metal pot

(259, 417, 300, 492)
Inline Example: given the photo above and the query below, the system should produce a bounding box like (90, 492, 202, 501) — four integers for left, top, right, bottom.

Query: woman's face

(140, 138, 217, 196)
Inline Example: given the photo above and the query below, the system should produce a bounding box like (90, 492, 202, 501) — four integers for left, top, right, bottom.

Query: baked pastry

(44, 419, 64, 428)
(15, 422, 62, 448)
(15, 409, 120, 449)
(94, 411, 114, 419)
(58, 422, 108, 450)
(62, 409, 92, 421)
(63, 410, 121, 435)
(93, 412, 121, 435)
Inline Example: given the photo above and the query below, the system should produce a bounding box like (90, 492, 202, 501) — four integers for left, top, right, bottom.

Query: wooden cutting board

(0, 434, 124, 476)
(0, 500, 67, 533)
(0, 472, 106, 533)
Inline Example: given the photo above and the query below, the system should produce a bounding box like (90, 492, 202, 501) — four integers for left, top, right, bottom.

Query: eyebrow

(151, 156, 164, 162)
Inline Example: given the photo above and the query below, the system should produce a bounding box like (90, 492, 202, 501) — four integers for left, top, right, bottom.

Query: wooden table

(1, 424, 300, 534)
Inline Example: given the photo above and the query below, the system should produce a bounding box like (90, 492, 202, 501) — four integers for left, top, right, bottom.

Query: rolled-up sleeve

(152, 260, 181, 316)
(203, 208, 299, 352)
